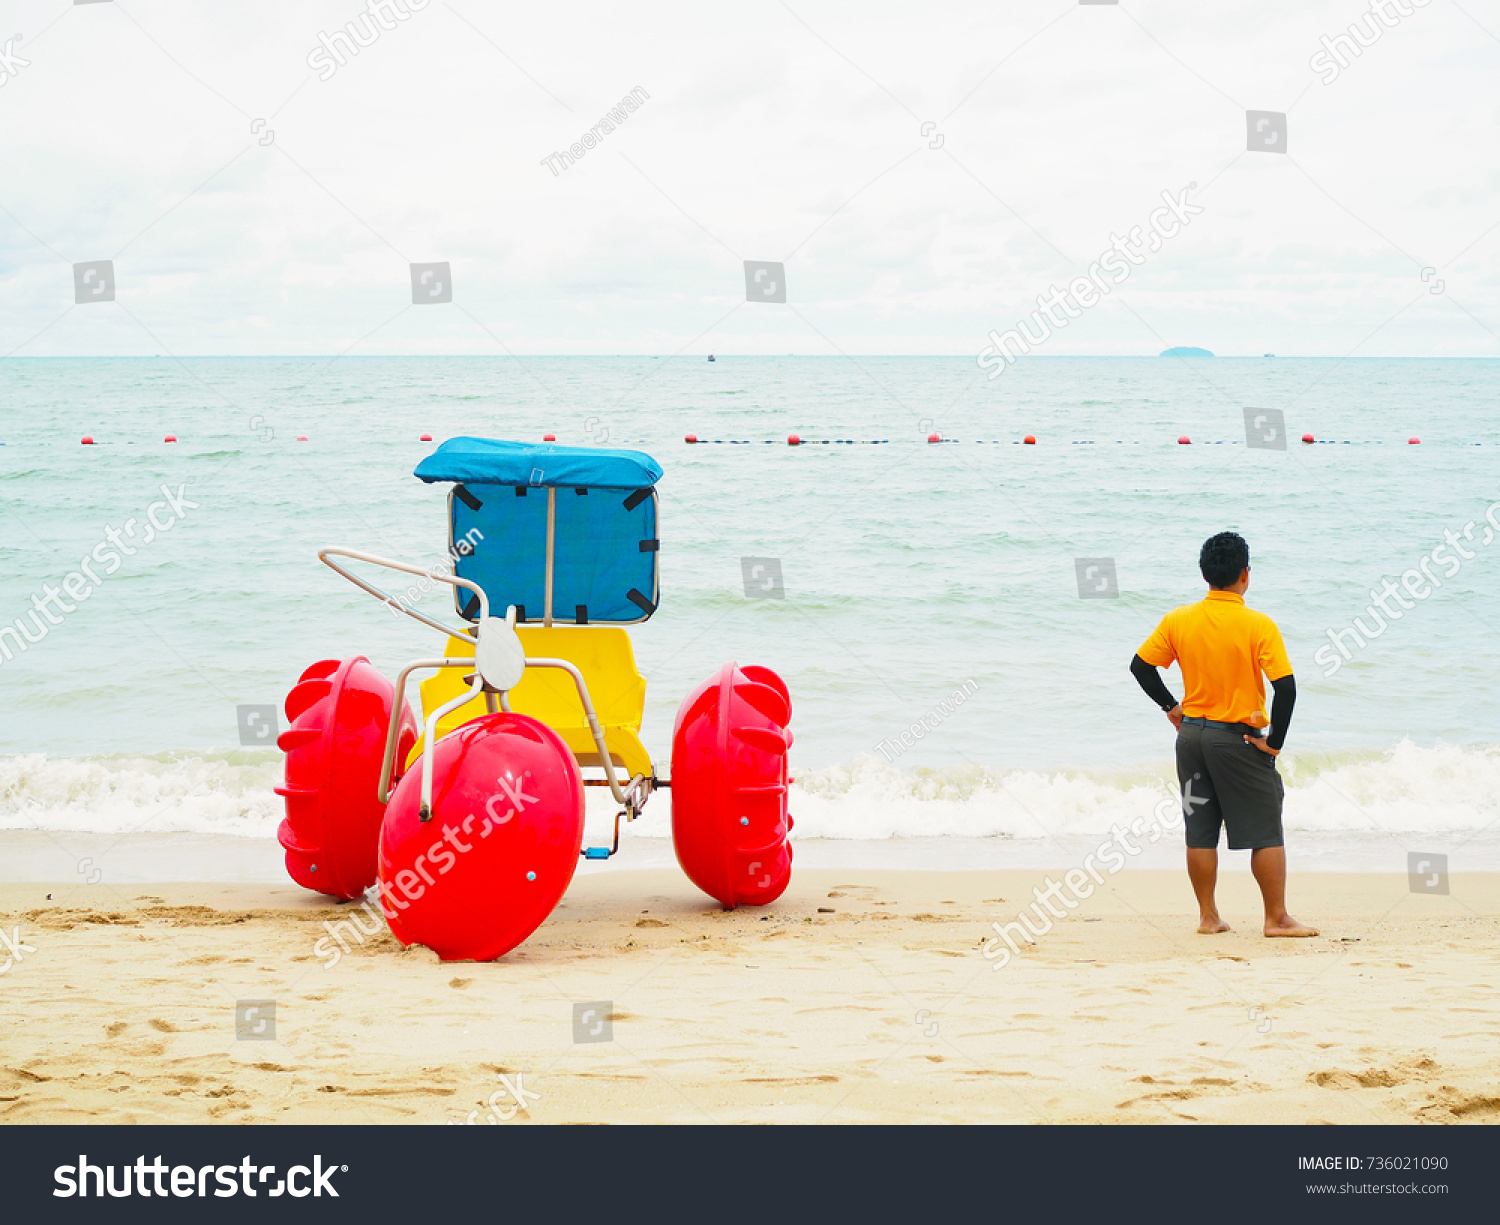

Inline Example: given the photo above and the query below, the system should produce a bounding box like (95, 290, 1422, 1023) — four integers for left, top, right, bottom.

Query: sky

(0, 0, 1496, 358)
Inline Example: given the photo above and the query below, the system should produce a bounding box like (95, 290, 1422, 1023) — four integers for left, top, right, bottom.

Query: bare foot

(1197, 916, 1231, 934)
(1264, 914, 1319, 938)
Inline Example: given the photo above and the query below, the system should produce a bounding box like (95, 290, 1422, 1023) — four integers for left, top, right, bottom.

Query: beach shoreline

(2, 867, 1496, 1124)
(6, 828, 1500, 885)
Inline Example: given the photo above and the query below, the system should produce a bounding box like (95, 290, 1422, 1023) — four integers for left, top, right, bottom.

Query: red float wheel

(275, 657, 417, 901)
(670, 662, 793, 909)
(377, 713, 584, 961)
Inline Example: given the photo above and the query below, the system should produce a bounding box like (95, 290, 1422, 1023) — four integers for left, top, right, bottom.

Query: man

(1130, 531, 1318, 938)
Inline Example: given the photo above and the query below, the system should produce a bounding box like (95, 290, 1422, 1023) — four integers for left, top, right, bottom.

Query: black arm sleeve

(1130, 654, 1178, 712)
(1266, 674, 1297, 750)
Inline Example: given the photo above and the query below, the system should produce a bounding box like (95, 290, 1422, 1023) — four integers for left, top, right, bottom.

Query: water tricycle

(275, 437, 793, 960)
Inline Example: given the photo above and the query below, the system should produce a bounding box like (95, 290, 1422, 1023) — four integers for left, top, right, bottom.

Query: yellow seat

(415, 626, 652, 779)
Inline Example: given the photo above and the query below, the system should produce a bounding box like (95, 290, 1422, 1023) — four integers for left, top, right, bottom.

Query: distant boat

(1264, 353, 1275, 357)
(1160, 346, 1214, 357)
(707, 354, 715, 361)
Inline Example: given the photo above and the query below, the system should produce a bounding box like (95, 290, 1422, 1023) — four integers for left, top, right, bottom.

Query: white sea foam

(785, 741, 1500, 840)
(1, 739, 1494, 843)
(0, 751, 283, 839)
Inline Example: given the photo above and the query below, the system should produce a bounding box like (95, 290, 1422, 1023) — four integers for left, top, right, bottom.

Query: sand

(2, 866, 1497, 1124)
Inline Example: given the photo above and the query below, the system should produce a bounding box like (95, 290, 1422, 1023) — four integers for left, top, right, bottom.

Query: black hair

(1199, 531, 1249, 589)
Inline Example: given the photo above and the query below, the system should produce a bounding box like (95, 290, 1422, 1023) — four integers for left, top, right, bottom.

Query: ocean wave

(1, 739, 1494, 841)
(0, 750, 282, 838)
(782, 741, 1500, 839)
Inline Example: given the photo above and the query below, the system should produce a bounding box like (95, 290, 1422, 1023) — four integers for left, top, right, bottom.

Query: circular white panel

(473, 616, 526, 692)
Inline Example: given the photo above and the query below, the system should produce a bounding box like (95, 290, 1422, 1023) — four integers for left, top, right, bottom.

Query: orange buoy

(1301, 433, 1315, 444)
(543, 433, 556, 442)
(927, 433, 941, 443)
(1408, 437, 1421, 445)
(419, 433, 432, 442)
(787, 434, 800, 445)
(1178, 435, 1191, 444)
(685, 434, 698, 444)
(1023, 435, 1036, 445)
(81, 436, 95, 445)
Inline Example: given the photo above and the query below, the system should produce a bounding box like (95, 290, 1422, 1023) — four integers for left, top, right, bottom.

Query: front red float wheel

(377, 712, 585, 961)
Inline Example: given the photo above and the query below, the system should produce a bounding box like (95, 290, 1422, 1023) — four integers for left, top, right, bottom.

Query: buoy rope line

(22, 434, 1453, 447)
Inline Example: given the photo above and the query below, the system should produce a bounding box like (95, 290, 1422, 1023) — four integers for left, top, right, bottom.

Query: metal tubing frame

(544, 486, 555, 626)
(323, 546, 653, 826)
(524, 657, 648, 811)
(319, 546, 488, 640)
(378, 658, 479, 805)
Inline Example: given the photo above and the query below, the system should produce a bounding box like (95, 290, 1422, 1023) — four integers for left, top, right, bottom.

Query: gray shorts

(1175, 723, 1285, 850)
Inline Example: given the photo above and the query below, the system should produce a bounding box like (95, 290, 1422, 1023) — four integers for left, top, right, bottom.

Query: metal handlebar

(319, 546, 488, 638)
(322, 546, 650, 833)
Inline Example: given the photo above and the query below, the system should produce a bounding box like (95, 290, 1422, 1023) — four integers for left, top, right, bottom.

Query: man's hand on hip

(1166, 703, 1183, 730)
(1244, 734, 1280, 757)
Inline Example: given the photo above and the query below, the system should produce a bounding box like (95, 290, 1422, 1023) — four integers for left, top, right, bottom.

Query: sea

(2, 356, 1498, 870)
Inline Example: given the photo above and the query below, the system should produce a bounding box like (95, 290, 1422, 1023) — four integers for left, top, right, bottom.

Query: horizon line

(2, 353, 1496, 361)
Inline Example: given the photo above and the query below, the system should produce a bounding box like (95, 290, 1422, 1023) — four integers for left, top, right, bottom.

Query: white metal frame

(319, 548, 652, 830)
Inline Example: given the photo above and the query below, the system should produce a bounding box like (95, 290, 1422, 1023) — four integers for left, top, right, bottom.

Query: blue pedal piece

(583, 847, 611, 860)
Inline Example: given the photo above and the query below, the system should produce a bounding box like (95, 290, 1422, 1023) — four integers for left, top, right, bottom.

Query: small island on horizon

(1160, 346, 1214, 357)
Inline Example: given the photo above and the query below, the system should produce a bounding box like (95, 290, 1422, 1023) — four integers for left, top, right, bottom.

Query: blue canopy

(412, 437, 661, 624)
(414, 437, 662, 491)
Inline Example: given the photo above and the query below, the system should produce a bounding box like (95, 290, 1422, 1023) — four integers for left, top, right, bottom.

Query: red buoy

(81, 436, 95, 445)
(787, 434, 801, 446)
(1178, 435, 1191, 445)
(1302, 433, 1315, 444)
(164, 434, 177, 443)
(297, 435, 309, 441)
(685, 434, 698, 444)
(671, 663, 793, 909)
(1023, 435, 1036, 445)
(420, 433, 432, 442)
(1408, 437, 1421, 445)
(276, 657, 418, 901)
(927, 433, 941, 443)
(543, 433, 556, 442)
(379, 713, 585, 960)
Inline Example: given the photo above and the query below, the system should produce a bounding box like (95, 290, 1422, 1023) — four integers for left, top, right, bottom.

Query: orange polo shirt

(1137, 590, 1292, 727)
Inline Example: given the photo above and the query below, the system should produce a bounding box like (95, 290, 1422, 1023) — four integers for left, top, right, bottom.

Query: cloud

(0, 0, 1495, 357)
